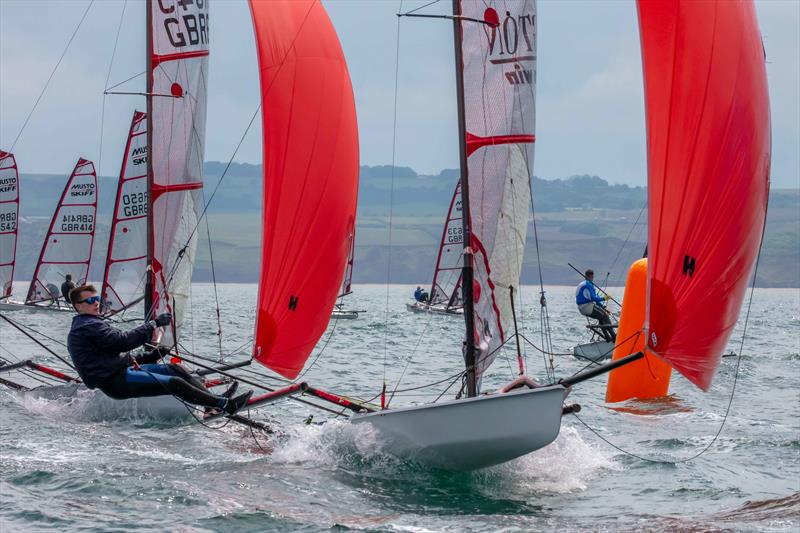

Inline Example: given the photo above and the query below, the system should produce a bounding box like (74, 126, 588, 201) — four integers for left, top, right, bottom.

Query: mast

(451, 0, 477, 397)
(144, 0, 154, 319)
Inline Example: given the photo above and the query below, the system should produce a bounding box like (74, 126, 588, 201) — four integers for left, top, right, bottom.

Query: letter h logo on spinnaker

(683, 255, 696, 277)
(288, 295, 299, 311)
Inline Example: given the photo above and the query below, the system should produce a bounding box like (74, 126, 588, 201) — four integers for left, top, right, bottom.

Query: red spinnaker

(639, 0, 771, 390)
(249, 0, 359, 379)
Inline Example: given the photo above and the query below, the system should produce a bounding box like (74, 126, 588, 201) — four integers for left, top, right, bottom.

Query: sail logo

(131, 146, 148, 166)
(0, 176, 17, 194)
(157, 0, 209, 49)
(60, 213, 93, 232)
(70, 183, 95, 197)
(482, 8, 536, 86)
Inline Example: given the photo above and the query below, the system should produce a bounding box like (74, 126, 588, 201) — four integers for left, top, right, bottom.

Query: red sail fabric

(26, 158, 97, 305)
(0, 151, 19, 298)
(249, 0, 359, 379)
(639, 0, 770, 391)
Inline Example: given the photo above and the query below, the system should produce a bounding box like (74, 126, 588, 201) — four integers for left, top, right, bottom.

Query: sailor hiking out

(575, 269, 616, 343)
(66, 284, 252, 414)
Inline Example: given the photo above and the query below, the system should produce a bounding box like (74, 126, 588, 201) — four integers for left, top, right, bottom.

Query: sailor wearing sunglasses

(66, 285, 252, 414)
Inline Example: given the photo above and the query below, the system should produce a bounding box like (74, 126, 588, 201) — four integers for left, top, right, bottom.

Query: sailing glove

(147, 313, 173, 329)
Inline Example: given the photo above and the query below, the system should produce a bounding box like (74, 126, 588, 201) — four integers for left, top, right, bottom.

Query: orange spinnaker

(606, 259, 671, 403)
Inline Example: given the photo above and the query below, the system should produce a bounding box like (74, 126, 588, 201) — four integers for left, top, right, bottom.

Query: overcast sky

(0, 0, 797, 187)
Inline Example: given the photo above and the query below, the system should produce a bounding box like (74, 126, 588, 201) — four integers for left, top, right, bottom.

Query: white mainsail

(430, 180, 463, 308)
(147, 0, 209, 344)
(26, 158, 97, 305)
(0, 151, 20, 299)
(458, 0, 537, 383)
(101, 111, 148, 315)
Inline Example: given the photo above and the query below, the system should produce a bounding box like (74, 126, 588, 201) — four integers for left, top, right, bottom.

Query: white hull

(0, 299, 73, 313)
(331, 309, 359, 320)
(405, 301, 464, 316)
(23, 383, 191, 421)
(573, 341, 614, 362)
(351, 385, 568, 470)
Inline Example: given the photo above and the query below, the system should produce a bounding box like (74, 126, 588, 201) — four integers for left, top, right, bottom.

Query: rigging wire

(382, 0, 405, 404)
(97, 0, 128, 173)
(9, 0, 95, 152)
(603, 200, 647, 288)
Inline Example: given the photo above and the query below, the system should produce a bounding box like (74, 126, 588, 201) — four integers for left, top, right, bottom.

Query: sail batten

(0, 151, 20, 299)
(249, 0, 359, 379)
(639, 0, 770, 390)
(26, 158, 97, 305)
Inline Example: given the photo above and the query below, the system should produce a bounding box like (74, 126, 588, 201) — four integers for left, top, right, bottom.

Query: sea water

(1, 284, 798, 532)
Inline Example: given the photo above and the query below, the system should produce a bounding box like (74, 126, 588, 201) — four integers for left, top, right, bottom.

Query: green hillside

(11, 164, 799, 288)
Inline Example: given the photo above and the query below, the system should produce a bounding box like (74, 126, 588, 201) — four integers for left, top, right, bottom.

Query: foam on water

(1, 284, 797, 531)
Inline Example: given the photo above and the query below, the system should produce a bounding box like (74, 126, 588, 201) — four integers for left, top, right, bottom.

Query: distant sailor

(66, 284, 253, 414)
(414, 286, 429, 303)
(575, 269, 616, 343)
(61, 274, 76, 304)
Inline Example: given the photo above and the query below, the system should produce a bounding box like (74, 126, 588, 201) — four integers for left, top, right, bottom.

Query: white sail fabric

(459, 0, 536, 380)
(149, 0, 208, 342)
(26, 159, 97, 305)
(0, 151, 19, 298)
(430, 181, 463, 308)
(101, 111, 148, 315)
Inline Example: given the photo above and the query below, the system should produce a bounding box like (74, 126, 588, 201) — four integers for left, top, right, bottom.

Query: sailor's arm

(89, 320, 155, 353)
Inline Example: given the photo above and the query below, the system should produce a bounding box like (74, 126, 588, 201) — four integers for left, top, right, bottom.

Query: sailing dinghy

(0, 158, 97, 313)
(406, 181, 464, 315)
(1, 0, 216, 420)
(331, 230, 362, 319)
(233, 0, 769, 471)
(0, 151, 20, 309)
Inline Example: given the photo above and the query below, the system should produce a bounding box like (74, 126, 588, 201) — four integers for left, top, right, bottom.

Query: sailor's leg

(590, 307, 614, 342)
(138, 363, 206, 389)
(103, 367, 227, 408)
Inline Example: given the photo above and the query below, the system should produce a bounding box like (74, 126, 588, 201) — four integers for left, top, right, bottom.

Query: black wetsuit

(67, 314, 225, 408)
(61, 280, 76, 303)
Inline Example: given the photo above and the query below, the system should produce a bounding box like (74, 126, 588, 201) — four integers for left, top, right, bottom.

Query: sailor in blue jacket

(575, 269, 616, 342)
(67, 284, 252, 414)
(414, 286, 429, 303)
